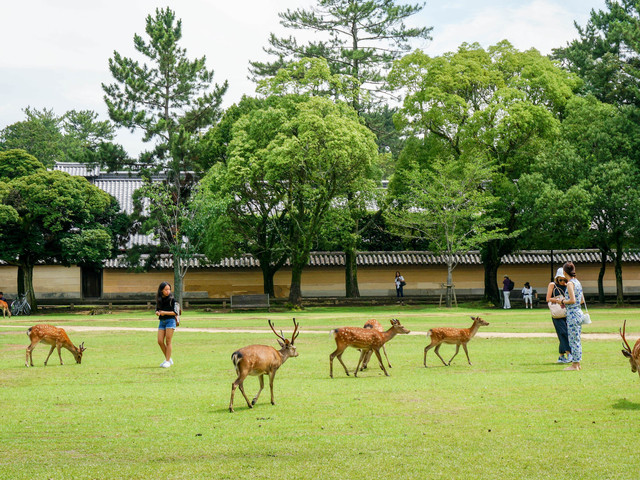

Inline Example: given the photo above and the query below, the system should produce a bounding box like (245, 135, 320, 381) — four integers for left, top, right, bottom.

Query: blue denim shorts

(158, 318, 177, 330)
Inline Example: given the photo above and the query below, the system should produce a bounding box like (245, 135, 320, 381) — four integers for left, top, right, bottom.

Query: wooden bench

(230, 294, 270, 311)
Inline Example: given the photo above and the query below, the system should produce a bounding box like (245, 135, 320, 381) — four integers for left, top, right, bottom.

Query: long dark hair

(157, 282, 173, 304)
(563, 262, 576, 278)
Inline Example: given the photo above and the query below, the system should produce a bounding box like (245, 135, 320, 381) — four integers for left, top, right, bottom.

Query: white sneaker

(169, 358, 173, 366)
(160, 361, 171, 368)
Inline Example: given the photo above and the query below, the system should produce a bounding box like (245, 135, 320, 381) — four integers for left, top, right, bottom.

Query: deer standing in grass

(423, 316, 489, 367)
(330, 318, 410, 378)
(25, 324, 86, 367)
(0, 299, 11, 318)
(229, 319, 299, 413)
(360, 319, 392, 371)
(620, 320, 640, 378)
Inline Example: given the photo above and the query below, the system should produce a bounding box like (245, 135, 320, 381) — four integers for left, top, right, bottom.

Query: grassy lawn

(1, 305, 640, 479)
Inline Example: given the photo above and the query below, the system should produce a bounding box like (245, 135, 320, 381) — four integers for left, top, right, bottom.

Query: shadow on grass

(612, 398, 640, 410)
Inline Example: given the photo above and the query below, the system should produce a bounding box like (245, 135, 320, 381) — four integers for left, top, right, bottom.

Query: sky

(0, 0, 608, 156)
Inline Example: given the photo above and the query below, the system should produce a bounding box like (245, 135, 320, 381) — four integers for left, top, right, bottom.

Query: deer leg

(25, 343, 37, 367)
(268, 371, 276, 405)
(462, 344, 472, 365)
(373, 349, 390, 376)
(423, 343, 435, 367)
(57, 344, 64, 365)
(382, 345, 392, 368)
(354, 349, 367, 377)
(448, 345, 461, 365)
(252, 375, 265, 406)
(330, 347, 350, 378)
(44, 345, 56, 366)
(361, 349, 373, 370)
(434, 344, 449, 366)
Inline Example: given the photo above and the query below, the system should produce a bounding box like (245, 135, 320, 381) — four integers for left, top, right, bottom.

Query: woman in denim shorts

(156, 282, 177, 368)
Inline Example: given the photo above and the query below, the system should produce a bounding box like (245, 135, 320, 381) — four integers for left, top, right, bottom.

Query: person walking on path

(155, 281, 178, 368)
(502, 275, 514, 309)
(546, 268, 571, 363)
(522, 282, 533, 309)
(549, 262, 584, 371)
(395, 271, 405, 298)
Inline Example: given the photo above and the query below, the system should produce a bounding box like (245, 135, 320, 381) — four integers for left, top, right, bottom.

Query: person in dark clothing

(546, 268, 571, 363)
(155, 282, 177, 368)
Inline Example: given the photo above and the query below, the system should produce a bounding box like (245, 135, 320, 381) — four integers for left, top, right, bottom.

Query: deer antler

(291, 318, 300, 344)
(268, 320, 287, 343)
(621, 320, 633, 353)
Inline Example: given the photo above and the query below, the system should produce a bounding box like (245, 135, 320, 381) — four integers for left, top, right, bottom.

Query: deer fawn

(229, 319, 299, 413)
(329, 318, 410, 378)
(423, 316, 489, 367)
(25, 324, 86, 367)
(620, 320, 640, 377)
(360, 319, 392, 371)
(0, 300, 10, 318)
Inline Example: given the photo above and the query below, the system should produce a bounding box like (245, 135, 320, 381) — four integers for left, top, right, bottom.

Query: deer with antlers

(25, 324, 86, 367)
(360, 319, 392, 371)
(229, 319, 299, 413)
(620, 320, 640, 377)
(423, 316, 489, 367)
(329, 318, 410, 378)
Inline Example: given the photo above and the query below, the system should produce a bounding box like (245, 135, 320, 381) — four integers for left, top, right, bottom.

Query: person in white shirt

(522, 282, 533, 309)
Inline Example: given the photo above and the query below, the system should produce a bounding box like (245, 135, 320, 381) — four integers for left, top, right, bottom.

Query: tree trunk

(344, 247, 360, 298)
(482, 241, 502, 306)
(17, 267, 25, 296)
(23, 263, 37, 312)
(262, 266, 276, 298)
(446, 261, 454, 308)
(173, 258, 183, 304)
(288, 262, 304, 306)
(597, 249, 607, 304)
(614, 241, 624, 305)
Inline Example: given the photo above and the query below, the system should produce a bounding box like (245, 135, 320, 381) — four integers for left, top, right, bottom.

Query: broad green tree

(0, 149, 46, 181)
(386, 156, 504, 307)
(389, 41, 579, 305)
(198, 106, 289, 295)
(102, 7, 228, 302)
(0, 170, 119, 310)
(520, 96, 640, 304)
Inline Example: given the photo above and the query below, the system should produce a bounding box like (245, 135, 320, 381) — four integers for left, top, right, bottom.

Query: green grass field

(1, 305, 640, 479)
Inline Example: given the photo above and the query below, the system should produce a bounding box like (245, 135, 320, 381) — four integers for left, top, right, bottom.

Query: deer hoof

(229, 408, 234, 413)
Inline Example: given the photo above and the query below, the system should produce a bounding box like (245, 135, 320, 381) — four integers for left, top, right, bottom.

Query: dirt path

(0, 325, 622, 340)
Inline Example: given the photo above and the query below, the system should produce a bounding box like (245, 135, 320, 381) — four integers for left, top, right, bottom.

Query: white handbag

(581, 297, 591, 325)
(548, 286, 566, 319)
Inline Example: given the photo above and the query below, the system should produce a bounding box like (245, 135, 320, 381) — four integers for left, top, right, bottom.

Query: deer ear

(622, 350, 632, 358)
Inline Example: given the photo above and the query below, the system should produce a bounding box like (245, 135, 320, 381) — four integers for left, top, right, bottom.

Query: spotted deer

(25, 324, 86, 367)
(360, 319, 392, 370)
(620, 320, 640, 377)
(229, 319, 299, 413)
(0, 300, 10, 318)
(423, 316, 489, 367)
(329, 318, 410, 378)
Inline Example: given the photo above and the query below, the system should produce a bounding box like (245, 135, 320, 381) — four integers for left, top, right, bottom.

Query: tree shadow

(612, 398, 640, 410)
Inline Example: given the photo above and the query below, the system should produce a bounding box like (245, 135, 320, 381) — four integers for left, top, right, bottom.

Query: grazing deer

(0, 300, 10, 318)
(330, 318, 410, 378)
(25, 324, 86, 367)
(423, 316, 489, 367)
(360, 319, 392, 370)
(229, 319, 299, 413)
(620, 320, 640, 377)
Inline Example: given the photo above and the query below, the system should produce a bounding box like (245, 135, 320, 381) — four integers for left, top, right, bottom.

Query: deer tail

(426, 329, 432, 338)
(26, 327, 32, 337)
(231, 351, 242, 368)
(331, 328, 339, 339)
